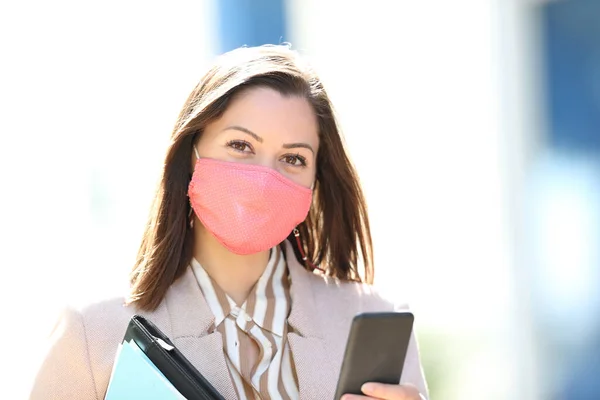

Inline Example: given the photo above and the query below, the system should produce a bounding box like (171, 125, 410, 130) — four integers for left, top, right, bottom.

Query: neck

(192, 220, 270, 305)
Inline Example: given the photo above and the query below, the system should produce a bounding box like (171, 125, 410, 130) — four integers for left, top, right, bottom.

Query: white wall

(0, 1, 217, 397)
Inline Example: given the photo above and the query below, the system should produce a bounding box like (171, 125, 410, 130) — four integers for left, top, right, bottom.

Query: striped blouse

(191, 246, 299, 400)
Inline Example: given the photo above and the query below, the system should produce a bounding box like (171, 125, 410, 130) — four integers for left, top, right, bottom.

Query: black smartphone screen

(333, 311, 414, 399)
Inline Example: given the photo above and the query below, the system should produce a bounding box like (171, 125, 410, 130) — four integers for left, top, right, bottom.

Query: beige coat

(30, 241, 428, 399)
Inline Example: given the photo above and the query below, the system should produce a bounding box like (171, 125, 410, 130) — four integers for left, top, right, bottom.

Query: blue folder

(104, 339, 186, 400)
(105, 315, 224, 400)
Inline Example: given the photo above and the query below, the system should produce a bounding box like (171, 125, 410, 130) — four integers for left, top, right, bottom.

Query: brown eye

(282, 154, 307, 167)
(226, 140, 252, 153)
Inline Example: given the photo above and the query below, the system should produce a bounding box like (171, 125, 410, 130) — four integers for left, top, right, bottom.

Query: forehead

(208, 86, 319, 145)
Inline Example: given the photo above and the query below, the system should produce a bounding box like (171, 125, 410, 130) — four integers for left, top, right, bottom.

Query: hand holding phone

(333, 311, 414, 400)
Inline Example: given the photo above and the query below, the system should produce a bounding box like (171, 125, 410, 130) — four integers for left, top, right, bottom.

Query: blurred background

(1, 0, 599, 398)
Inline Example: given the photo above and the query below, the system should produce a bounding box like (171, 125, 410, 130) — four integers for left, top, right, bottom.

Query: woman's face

(195, 87, 320, 188)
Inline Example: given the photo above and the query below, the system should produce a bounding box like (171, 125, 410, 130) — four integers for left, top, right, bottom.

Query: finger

(340, 395, 377, 400)
(361, 382, 421, 399)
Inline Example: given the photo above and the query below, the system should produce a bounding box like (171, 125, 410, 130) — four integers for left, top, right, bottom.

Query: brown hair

(128, 45, 373, 311)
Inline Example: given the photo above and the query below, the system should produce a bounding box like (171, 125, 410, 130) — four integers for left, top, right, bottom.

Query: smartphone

(333, 311, 414, 399)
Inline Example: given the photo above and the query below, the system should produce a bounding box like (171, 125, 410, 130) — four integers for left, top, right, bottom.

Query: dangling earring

(293, 228, 325, 273)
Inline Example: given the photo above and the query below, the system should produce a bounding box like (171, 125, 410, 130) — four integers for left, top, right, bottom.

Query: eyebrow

(222, 125, 315, 155)
(222, 126, 263, 142)
(282, 142, 314, 155)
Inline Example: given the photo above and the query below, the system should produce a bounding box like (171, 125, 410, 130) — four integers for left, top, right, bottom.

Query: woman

(30, 45, 428, 400)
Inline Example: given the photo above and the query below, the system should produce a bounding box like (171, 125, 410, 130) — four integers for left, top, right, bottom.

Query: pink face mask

(188, 149, 313, 255)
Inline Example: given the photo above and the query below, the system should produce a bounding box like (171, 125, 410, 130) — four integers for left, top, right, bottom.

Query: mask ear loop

(293, 228, 325, 273)
(188, 146, 201, 229)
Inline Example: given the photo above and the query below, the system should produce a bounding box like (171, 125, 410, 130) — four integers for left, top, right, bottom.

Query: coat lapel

(159, 267, 237, 400)
(285, 241, 338, 400)
(140, 242, 341, 400)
